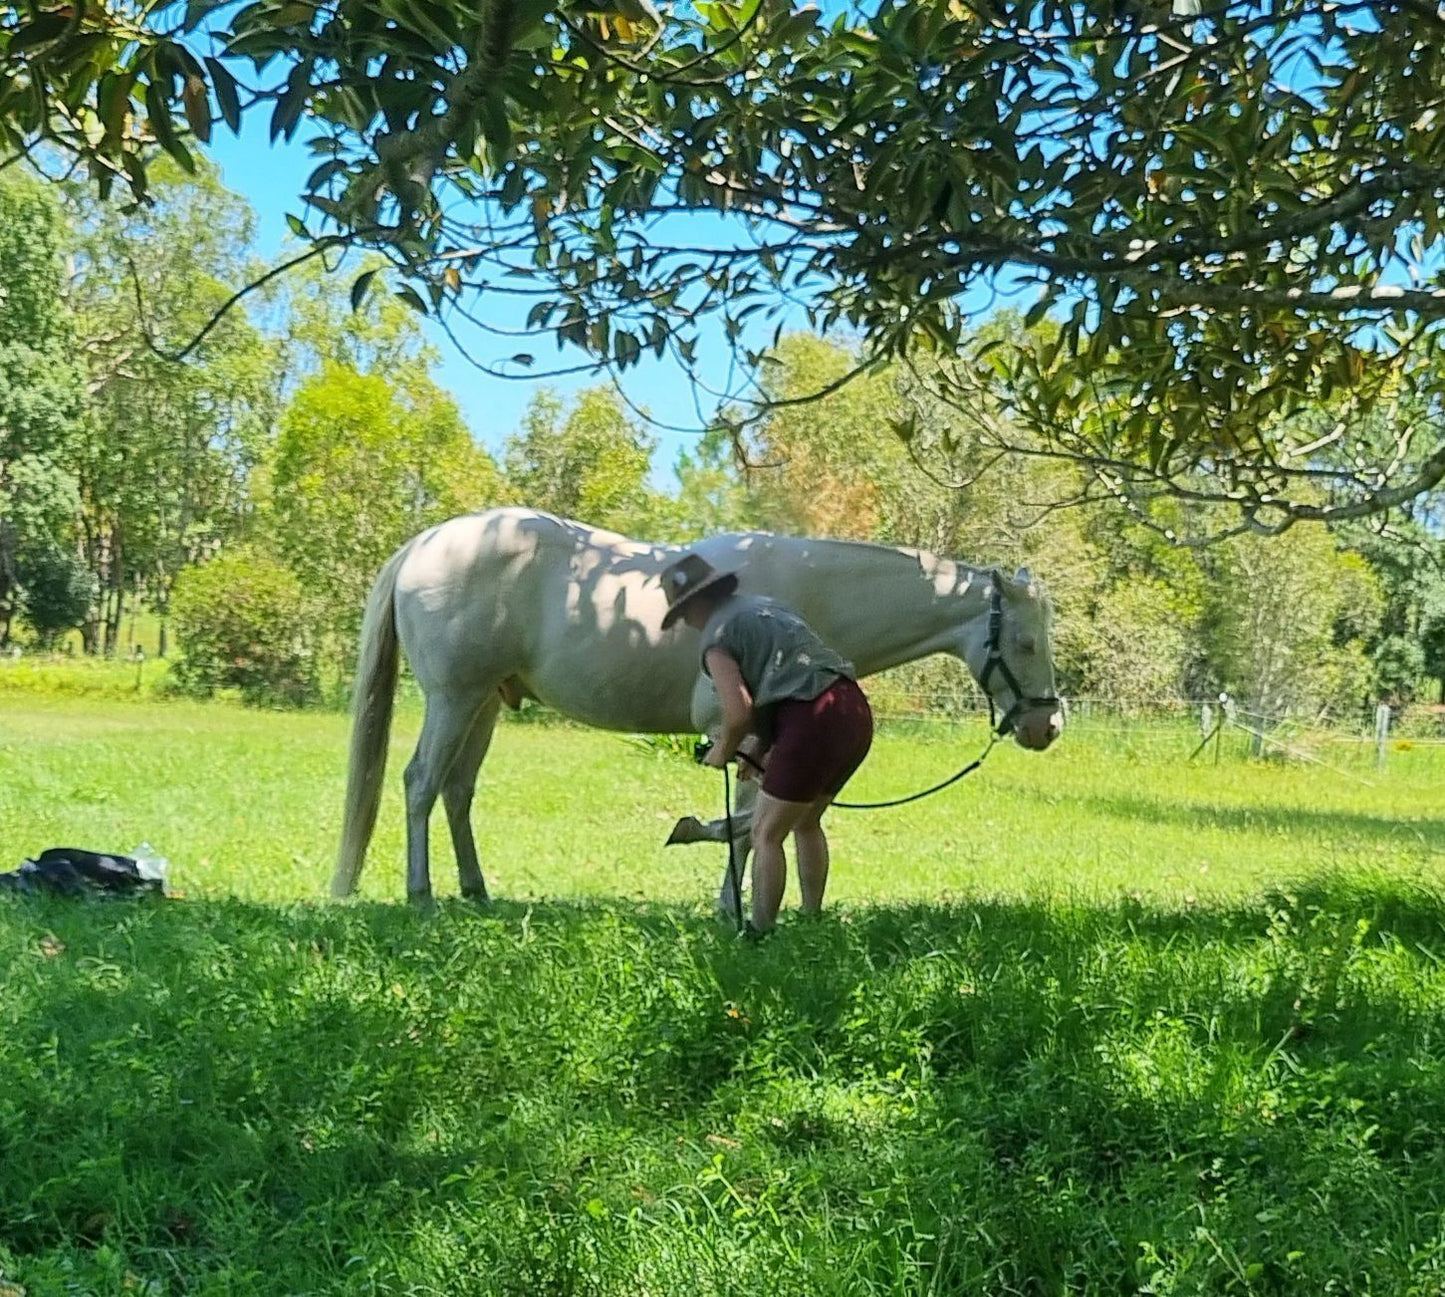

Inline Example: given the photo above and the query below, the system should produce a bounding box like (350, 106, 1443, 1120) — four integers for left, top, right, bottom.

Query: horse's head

(965, 567, 1063, 751)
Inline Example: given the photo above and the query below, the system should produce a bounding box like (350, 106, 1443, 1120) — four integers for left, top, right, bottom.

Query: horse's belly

(524, 651, 697, 733)
(528, 675, 694, 732)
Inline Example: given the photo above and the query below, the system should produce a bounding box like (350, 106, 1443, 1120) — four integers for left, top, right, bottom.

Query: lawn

(1, 696, 1443, 1294)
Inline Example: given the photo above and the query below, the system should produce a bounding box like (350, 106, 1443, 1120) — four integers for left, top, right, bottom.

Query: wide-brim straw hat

(660, 553, 739, 629)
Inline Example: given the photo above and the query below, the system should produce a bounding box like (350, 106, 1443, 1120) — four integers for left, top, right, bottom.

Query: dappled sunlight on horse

(330, 508, 1062, 905)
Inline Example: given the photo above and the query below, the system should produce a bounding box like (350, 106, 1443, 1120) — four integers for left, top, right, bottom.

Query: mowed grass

(1, 696, 1444, 1294)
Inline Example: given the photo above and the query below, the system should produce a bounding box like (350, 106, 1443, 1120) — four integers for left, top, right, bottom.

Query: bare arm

(703, 647, 754, 766)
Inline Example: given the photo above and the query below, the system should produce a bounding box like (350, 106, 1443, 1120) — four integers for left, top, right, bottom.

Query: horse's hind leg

(404, 689, 484, 904)
(442, 694, 502, 901)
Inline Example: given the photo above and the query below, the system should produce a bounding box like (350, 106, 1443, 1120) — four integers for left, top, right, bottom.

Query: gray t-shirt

(700, 595, 855, 715)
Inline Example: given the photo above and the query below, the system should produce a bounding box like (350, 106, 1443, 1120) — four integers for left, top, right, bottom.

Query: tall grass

(1, 697, 1443, 1294)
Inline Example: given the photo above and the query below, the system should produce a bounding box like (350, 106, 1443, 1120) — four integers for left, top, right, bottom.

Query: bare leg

(441, 695, 501, 901)
(404, 690, 482, 904)
(793, 797, 832, 914)
(750, 791, 814, 934)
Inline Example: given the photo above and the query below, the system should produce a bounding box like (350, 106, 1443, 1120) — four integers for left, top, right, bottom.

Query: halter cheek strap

(978, 570, 1061, 737)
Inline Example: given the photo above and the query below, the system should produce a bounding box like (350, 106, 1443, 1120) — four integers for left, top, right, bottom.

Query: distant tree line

(1, 169, 1442, 718)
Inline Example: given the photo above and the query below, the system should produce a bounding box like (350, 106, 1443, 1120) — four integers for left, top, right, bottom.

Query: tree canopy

(7, 0, 1445, 526)
(0, 174, 85, 641)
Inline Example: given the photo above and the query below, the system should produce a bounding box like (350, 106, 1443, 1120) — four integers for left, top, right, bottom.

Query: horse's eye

(1018, 634, 1037, 654)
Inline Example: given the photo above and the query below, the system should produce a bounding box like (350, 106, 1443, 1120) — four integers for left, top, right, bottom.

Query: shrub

(170, 550, 317, 706)
(14, 539, 94, 647)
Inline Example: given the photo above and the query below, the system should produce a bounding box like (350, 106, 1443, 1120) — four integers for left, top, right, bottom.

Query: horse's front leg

(682, 673, 757, 922)
(717, 776, 757, 922)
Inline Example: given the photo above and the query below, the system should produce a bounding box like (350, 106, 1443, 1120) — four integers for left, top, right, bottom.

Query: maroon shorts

(762, 676, 874, 804)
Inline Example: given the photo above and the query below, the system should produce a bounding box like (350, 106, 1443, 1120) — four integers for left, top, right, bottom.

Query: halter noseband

(977, 570, 1061, 737)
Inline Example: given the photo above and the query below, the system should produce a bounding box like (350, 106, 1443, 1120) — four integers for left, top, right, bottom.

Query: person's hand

(735, 741, 768, 781)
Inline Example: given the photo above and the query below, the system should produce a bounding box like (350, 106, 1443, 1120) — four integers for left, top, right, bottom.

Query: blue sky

(205, 117, 805, 476)
(202, 84, 1039, 485)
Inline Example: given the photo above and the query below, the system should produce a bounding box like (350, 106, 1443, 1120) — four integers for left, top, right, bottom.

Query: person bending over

(660, 552, 874, 934)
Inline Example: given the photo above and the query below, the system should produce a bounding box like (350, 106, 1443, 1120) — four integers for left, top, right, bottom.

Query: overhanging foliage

(6, 0, 1445, 523)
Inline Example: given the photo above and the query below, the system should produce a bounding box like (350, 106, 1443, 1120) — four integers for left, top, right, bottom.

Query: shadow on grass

(1056, 787, 1445, 852)
(3, 875, 1445, 1292)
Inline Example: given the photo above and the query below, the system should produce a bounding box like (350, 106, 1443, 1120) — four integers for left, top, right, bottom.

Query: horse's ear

(1013, 566, 1033, 587)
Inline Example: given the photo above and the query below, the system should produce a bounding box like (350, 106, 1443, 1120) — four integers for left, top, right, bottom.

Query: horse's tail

(331, 547, 407, 898)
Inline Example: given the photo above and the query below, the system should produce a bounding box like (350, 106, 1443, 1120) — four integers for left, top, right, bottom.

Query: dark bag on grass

(0, 848, 164, 898)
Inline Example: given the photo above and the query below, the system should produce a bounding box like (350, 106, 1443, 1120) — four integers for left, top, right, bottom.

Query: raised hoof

(667, 815, 705, 846)
(667, 815, 728, 846)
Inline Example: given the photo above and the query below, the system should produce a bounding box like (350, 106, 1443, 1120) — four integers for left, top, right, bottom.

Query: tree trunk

(80, 517, 104, 655)
(0, 509, 13, 647)
(102, 528, 124, 656)
(104, 585, 124, 657)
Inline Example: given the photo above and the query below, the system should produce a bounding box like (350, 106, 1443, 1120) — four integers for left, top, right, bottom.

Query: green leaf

(269, 61, 313, 143)
(350, 269, 378, 312)
(1024, 295, 1052, 331)
(182, 74, 212, 143)
(205, 57, 242, 133)
(478, 94, 513, 161)
(143, 77, 186, 165)
(96, 71, 136, 145)
(614, 330, 641, 368)
(8, 12, 71, 52)
(272, 1, 317, 28)
(306, 158, 350, 190)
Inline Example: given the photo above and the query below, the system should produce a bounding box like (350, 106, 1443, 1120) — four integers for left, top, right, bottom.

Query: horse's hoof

(461, 886, 491, 904)
(407, 890, 436, 912)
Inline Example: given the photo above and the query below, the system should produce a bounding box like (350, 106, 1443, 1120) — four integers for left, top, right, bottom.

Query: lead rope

(722, 763, 745, 932)
(713, 727, 994, 933)
(726, 721, 1000, 814)
(831, 730, 999, 810)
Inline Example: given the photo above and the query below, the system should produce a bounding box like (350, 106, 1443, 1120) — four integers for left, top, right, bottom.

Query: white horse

(331, 508, 1063, 904)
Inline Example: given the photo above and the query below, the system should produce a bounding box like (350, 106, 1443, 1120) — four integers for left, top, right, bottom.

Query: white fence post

(1375, 703, 1391, 772)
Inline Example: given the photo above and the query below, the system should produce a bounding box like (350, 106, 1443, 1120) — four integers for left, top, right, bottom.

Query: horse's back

(391, 509, 698, 726)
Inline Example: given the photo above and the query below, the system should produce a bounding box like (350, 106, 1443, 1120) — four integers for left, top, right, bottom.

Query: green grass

(1, 697, 1444, 1294)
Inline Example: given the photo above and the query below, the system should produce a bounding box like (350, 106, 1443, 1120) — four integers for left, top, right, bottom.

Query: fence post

(1215, 693, 1227, 765)
(1375, 702, 1391, 772)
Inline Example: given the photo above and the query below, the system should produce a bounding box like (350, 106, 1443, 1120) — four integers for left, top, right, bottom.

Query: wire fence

(863, 660, 1445, 780)
(5, 645, 1442, 779)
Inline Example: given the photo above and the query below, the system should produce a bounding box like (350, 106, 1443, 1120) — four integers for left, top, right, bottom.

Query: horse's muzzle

(1013, 706, 1063, 751)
